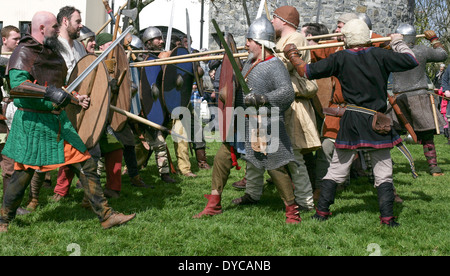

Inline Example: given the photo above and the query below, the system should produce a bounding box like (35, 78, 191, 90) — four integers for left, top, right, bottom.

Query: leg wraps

(376, 182, 398, 226)
(422, 140, 442, 173)
(0, 169, 34, 223)
(316, 179, 338, 213)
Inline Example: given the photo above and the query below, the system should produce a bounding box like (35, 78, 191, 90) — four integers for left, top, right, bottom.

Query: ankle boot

(377, 182, 399, 227)
(285, 204, 301, 224)
(312, 179, 337, 221)
(193, 194, 222, 218)
(195, 148, 211, 170)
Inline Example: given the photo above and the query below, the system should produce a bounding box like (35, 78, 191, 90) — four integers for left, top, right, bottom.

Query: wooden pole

(130, 52, 248, 67)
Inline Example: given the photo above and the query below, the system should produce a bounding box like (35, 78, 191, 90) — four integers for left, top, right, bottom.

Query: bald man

(0, 11, 135, 233)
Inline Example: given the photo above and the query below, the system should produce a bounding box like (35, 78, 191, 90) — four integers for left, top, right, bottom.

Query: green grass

(0, 134, 449, 256)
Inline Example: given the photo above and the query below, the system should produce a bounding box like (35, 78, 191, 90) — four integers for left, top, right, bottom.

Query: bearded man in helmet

(390, 23, 447, 177)
(232, 6, 320, 212)
(193, 16, 300, 224)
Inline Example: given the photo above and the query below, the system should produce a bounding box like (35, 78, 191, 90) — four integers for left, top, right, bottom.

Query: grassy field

(0, 134, 449, 257)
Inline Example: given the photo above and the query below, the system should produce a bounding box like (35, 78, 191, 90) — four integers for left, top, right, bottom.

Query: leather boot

(193, 194, 222, 218)
(311, 179, 337, 221)
(231, 193, 258, 205)
(232, 177, 246, 189)
(131, 174, 153, 188)
(195, 148, 211, 170)
(393, 188, 403, 203)
(285, 204, 301, 224)
(101, 212, 136, 229)
(161, 173, 176, 183)
(377, 182, 399, 227)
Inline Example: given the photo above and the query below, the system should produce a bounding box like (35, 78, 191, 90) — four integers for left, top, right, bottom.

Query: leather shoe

(232, 177, 246, 189)
(104, 188, 120, 198)
(101, 212, 136, 229)
(131, 175, 154, 188)
(231, 193, 258, 205)
(0, 223, 8, 233)
(183, 172, 197, 177)
(161, 173, 176, 183)
(51, 193, 64, 202)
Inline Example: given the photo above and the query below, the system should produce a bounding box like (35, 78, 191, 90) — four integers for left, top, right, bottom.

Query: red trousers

(54, 149, 123, 196)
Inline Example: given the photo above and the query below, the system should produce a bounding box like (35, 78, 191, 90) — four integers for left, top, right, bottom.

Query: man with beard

(0, 11, 135, 233)
(232, 6, 320, 211)
(138, 26, 176, 183)
(56, 6, 87, 80)
(193, 17, 300, 224)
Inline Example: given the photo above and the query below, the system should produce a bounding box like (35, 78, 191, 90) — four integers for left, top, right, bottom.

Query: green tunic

(2, 69, 87, 166)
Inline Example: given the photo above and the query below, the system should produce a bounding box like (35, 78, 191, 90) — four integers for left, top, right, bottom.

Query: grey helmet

(142, 26, 163, 44)
(395, 23, 417, 46)
(130, 35, 144, 50)
(79, 26, 95, 41)
(357, 13, 372, 30)
(246, 16, 276, 49)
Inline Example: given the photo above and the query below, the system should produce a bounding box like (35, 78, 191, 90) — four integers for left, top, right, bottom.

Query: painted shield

(161, 46, 194, 117)
(140, 55, 167, 126)
(218, 33, 242, 142)
(66, 54, 111, 149)
(108, 44, 132, 132)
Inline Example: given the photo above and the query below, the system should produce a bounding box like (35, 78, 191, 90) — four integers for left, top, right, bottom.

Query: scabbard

(323, 106, 346, 117)
(388, 94, 417, 143)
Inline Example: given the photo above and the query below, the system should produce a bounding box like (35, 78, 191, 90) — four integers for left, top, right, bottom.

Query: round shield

(218, 33, 241, 142)
(108, 44, 132, 132)
(140, 55, 167, 126)
(161, 46, 194, 117)
(66, 54, 111, 149)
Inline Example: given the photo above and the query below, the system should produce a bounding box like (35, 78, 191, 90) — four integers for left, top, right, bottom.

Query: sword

(242, 0, 251, 27)
(186, 8, 205, 96)
(165, 0, 176, 52)
(211, 19, 250, 95)
(66, 26, 133, 94)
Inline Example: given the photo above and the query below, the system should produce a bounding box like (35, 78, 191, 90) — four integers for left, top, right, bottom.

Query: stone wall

(207, 0, 415, 49)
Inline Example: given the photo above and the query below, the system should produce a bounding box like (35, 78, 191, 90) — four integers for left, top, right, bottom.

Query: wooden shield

(66, 54, 111, 149)
(140, 55, 167, 126)
(108, 44, 132, 132)
(218, 33, 242, 142)
(161, 46, 194, 117)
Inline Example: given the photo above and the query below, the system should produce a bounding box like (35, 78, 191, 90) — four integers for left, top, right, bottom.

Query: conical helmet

(357, 13, 372, 30)
(142, 26, 163, 44)
(395, 23, 417, 46)
(130, 35, 144, 50)
(246, 16, 276, 49)
(79, 26, 95, 41)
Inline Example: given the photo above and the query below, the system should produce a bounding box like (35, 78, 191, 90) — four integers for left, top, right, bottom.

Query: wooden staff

(314, 34, 426, 43)
(429, 94, 440, 134)
(109, 105, 188, 141)
(96, 1, 129, 35)
(130, 52, 248, 68)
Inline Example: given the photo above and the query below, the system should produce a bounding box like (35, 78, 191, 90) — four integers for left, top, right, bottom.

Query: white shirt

(57, 36, 87, 82)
